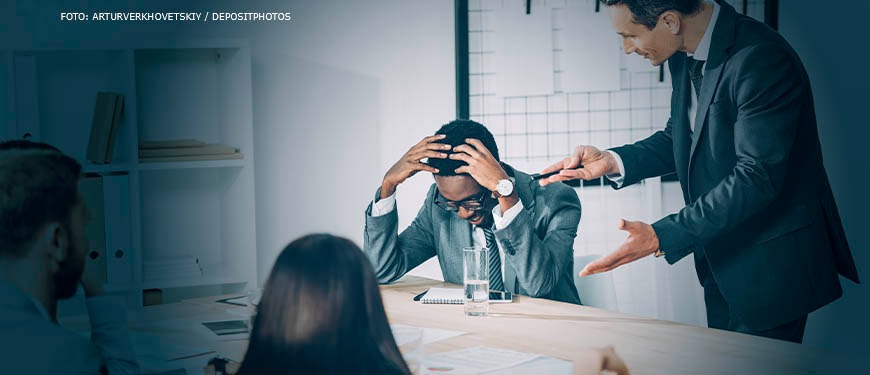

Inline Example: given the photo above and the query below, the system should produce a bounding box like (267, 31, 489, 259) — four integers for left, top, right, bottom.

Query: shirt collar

(687, 0, 720, 61)
(0, 281, 52, 321)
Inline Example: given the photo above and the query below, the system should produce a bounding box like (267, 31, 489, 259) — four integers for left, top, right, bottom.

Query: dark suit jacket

(610, 1, 859, 330)
(363, 164, 582, 305)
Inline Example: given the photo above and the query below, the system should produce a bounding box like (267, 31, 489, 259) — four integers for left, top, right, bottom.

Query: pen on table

(413, 290, 429, 301)
(530, 165, 584, 180)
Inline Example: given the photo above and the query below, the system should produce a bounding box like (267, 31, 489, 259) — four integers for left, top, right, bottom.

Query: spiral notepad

(420, 287, 465, 304)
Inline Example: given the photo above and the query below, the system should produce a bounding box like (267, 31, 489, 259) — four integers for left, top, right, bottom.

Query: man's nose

(622, 38, 636, 54)
(457, 207, 474, 220)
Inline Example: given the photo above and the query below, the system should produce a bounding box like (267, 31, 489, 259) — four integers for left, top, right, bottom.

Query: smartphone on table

(489, 290, 513, 303)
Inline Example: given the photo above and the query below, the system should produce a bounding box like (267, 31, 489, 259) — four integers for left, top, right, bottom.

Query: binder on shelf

(103, 174, 134, 286)
(104, 93, 125, 163)
(86, 92, 125, 164)
(80, 176, 108, 286)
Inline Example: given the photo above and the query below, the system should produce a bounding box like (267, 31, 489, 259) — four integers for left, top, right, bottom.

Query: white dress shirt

(687, 0, 720, 132)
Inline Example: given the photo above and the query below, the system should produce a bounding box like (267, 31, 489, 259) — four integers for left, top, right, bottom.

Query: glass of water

(463, 246, 489, 317)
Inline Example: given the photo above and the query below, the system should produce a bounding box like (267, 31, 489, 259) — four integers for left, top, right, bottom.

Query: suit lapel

(689, 0, 737, 161)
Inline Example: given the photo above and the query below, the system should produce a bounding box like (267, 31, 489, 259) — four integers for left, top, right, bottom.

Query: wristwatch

(492, 178, 514, 198)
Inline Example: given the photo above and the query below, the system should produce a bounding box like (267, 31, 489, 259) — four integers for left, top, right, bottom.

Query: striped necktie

(481, 227, 505, 292)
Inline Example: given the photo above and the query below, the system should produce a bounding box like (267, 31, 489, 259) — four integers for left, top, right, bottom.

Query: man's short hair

(0, 139, 61, 152)
(427, 120, 499, 177)
(601, 0, 703, 30)
(0, 141, 82, 258)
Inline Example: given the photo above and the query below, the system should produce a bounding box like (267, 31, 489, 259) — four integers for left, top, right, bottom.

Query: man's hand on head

(450, 138, 509, 192)
(380, 134, 451, 199)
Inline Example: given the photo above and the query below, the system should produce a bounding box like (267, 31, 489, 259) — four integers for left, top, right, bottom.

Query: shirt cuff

(370, 192, 397, 217)
(85, 295, 127, 327)
(492, 200, 524, 230)
(605, 150, 626, 188)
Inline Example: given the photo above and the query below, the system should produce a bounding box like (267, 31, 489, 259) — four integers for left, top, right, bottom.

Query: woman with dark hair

(236, 233, 411, 375)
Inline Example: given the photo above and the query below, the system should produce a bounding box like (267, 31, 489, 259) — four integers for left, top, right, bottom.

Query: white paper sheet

(500, 355, 573, 374)
(561, 0, 622, 92)
(425, 346, 541, 374)
(130, 332, 214, 372)
(492, 0, 555, 97)
(390, 324, 466, 346)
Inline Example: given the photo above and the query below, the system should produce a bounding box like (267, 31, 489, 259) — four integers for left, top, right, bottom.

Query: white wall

(0, 0, 455, 284)
(242, 0, 456, 282)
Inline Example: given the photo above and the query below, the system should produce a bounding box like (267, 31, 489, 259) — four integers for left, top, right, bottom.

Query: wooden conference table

(129, 275, 851, 374)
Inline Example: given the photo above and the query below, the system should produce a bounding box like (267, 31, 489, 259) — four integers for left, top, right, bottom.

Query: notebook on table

(417, 287, 464, 304)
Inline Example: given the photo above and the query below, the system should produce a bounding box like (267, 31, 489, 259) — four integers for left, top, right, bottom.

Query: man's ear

(42, 223, 68, 268)
(660, 11, 681, 34)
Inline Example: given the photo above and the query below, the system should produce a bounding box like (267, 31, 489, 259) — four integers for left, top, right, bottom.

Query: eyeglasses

(434, 190, 491, 212)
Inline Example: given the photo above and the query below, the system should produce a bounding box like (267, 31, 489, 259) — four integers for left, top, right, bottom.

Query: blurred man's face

(433, 175, 495, 228)
(607, 4, 680, 66)
(53, 194, 90, 300)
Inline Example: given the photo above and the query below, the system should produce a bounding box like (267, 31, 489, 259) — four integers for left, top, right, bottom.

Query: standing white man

(540, 0, 859, 342)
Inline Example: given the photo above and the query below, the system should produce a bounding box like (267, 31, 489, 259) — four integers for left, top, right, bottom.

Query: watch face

(497, 179, 513, 196)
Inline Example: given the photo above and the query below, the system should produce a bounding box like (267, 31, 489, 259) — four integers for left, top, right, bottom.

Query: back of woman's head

(237, 233, 410, 375)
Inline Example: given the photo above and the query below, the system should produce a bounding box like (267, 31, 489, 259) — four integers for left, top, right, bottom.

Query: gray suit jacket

(363, 165, 582, 304)
(610, 1, 859, 330)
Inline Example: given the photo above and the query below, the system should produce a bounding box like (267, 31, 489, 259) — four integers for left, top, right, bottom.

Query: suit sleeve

(363, 185, 438, 283)
(653, 44, 804, 263)
(494, 185, 581, 297)
(608, 117, 677, 188)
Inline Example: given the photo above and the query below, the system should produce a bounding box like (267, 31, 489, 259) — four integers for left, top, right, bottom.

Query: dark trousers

(703, 281, 807, 343)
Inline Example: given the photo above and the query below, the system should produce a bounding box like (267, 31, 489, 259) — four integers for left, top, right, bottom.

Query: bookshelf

(3, 41, 258, 308)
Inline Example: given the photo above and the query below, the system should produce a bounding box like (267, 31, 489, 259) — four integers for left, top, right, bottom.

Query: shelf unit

(2, 41, 258, 308)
